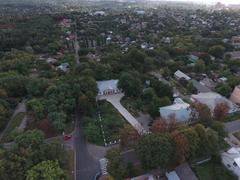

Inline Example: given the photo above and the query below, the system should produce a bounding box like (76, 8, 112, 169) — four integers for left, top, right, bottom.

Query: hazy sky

(167, 0, 240, 5)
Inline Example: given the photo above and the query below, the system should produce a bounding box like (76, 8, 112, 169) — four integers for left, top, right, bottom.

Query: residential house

(97, 80, 121, 96)
(188, 54, 199, 64)
(191, 79, 212, 93)
(222, 147, 240, 178)
(230, 85, 240, 104)
(174, 70, 191, 81)
(57, 63, 69, 73)
(160, 98, 191, 123)
(199, 78, 216, 90)
(232, 36, 240, 49)
(225, 51, 240, 60)
(94, 11, 106, 16)
(166, 171, 180, 180)
(191, 92, 239, 113)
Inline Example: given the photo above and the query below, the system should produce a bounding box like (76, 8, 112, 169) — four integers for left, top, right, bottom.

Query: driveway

(225, 120, 240, 133)
(98, 93, 147, 134)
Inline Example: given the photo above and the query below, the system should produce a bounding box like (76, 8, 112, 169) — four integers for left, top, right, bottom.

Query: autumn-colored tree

(171, 130, 189, 162)
(151, 119, 168, 133)
(151, 116, 177, 134)
(190, 102, 212, 125)
(119, 124, 140, 149)
(213, 103, 229, 121)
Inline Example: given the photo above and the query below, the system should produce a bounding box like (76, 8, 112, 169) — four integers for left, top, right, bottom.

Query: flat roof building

(160, 98, 191, 123)
(97, 80, 120, 96)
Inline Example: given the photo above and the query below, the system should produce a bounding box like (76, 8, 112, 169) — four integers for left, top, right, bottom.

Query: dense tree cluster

(0, 130, 67, 180)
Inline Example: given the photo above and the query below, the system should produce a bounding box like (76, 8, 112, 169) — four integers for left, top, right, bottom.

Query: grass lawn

(233, 131, 240, 141)
(1, 112, 25, 143)
(193, 158, 237, 180)
(83, 100, 126, 145)
(225, 113, 240, 122)
(66, 149, 74, 180)
(99, 101, 126, 143)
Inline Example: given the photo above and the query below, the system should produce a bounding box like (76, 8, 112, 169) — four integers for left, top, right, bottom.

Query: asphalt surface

(74, 29, 99, 180)
(225, 119, 240, 133)
(74, 109, 99, 180)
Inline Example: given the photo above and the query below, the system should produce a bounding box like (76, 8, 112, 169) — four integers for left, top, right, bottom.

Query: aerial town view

(1, 0, 240, 179)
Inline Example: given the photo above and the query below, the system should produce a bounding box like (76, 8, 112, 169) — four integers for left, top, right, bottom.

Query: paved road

(74, 108, 99, 180)
(98, 93, 147, 134)
(225, 120, 240, 133)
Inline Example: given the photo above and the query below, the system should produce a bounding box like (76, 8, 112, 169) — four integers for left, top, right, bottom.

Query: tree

(171, 130, 189, 162)
(118, 71, 142, 97)
(151, 119, 168, 134)
(213, 103, 229, 121)
(119, 124, 140, 149)
(106, 148, 127, 180)
(26, 98, 44, 120)
(210, 121, 227, 137)
(216, 83, 232, 97)
(48, 112, 66, 132)
(26, 160, 65, 180)
(194, 124, 208, 155)
(206, 128, 220, 155)
(151, 117, 177, 134)
(187, 81, 197, 94)
(142, 88, 156, 104)
(181, 128, 200, 160)
(15, 130, 45, 149)
(190, 102, 212, 125)
(194, 59, 206, 73)
(136, 134, 175, 169)
(150, 78, 173, 98)
(208, 45, 225, 58)
(26, 78, 49, 97)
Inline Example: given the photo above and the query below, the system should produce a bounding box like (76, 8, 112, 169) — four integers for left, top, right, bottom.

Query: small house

(160, 98, 191, 123)
(222, 148, 240, 178)
(97, 80, 121, 96)
(174, 70, 191, 81)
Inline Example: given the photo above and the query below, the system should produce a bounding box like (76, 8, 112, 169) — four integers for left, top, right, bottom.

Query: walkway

(97, 93, 147, 134)
(0, 99, 26, 140)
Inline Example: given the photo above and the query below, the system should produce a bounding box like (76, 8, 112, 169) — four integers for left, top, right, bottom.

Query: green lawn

(66, 149, 74, 180)
(193, 158, 237, 180)
(225, 113, 240, 122)
(1, 112, 25, 143)
(83, 100, 126, 145)
(99, 101, 126, 143)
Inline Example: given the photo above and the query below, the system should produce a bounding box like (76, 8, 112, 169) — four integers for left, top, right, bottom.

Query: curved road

(74, 108, 99, 180)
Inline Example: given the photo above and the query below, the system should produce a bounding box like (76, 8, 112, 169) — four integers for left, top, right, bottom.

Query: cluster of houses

(160, 69, 240, 123)
(97, 72, 240, 125)
(37, 18, 75, 73)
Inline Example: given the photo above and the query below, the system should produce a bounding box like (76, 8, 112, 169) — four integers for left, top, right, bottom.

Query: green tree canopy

(26, 160, 65, 180)
(136, 134, 175, 169)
